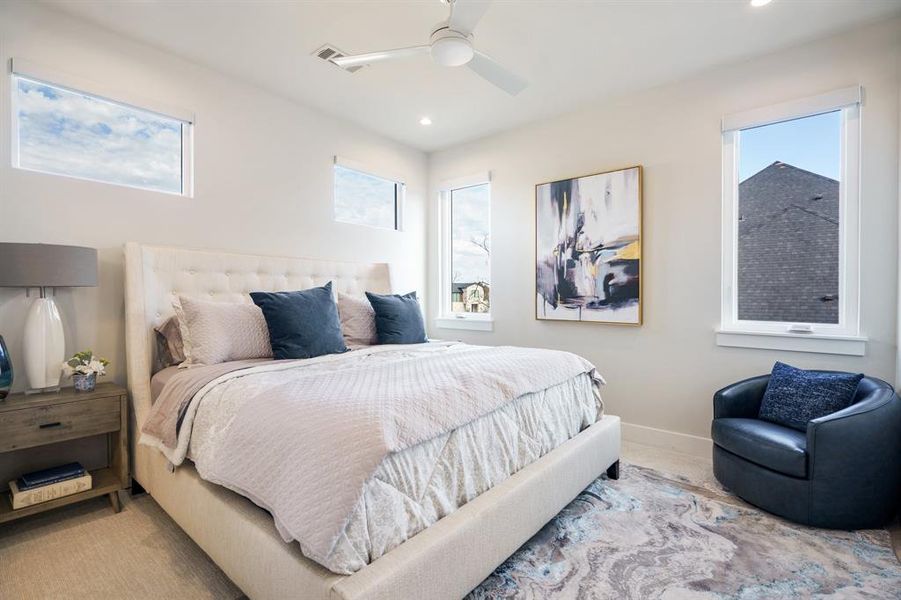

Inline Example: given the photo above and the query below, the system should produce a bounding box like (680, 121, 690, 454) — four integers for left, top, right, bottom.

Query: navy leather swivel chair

(712, 373, 901, 529)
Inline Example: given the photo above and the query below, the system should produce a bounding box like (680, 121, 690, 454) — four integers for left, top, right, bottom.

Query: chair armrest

(804, 383, 901, 527)
(806, 387, 900, 456)
(713, 375, 769, 419)
(806, 387, 901, 502)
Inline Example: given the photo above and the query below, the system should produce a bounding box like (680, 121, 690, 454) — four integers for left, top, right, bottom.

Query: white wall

(428, 19, 901, 448)
(897, 72, 901, 391)
(0, 2, 428, 393)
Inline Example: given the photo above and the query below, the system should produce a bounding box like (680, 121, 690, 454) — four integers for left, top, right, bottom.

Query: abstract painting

(536, 166, 642, 324)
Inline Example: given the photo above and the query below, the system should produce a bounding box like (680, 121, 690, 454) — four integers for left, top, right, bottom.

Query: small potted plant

(62, 351, 109, 392)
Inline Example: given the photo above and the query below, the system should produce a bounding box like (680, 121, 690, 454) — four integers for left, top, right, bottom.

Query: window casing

(437, 173, 492, 330)
(719, 87, 862, 354)
(10, 59, 194, 196)
(333, 157, 404, 230)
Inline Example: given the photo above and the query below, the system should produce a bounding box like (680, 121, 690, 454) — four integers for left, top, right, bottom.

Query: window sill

(435, 316, 494, 332)
(716, 329, 866, 357)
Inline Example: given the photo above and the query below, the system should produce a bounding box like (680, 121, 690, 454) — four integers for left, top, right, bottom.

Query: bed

(124, 243, 621, 600)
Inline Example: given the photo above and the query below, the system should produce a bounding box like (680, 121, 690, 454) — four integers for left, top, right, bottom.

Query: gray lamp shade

(0, 243, 98, 288)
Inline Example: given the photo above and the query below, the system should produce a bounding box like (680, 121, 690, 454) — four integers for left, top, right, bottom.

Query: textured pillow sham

(365, 291, 427, 345)
(758, 361, 863, 431)
(250, 282, 347, 360)
(337, 292, 379, 348)
(174, 295, 272, 367)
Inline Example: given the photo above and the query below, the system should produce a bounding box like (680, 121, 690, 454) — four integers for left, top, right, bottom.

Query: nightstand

(0, 383, 129, 523)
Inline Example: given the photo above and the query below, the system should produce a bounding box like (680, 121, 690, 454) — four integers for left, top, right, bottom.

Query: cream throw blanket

(141, 342, 604, 570)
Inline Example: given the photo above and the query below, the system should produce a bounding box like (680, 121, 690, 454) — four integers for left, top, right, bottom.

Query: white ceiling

(46, 0, 901, 152)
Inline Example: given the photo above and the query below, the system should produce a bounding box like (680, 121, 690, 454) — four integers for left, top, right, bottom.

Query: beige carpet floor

(0, 442, 896, 599)
(0, 491, 242, 599)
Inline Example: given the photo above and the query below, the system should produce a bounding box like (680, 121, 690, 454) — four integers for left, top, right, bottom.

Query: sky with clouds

(16, 77, 183, 194)
(451, 183, 490, 284)
(334, 165, 398, 229)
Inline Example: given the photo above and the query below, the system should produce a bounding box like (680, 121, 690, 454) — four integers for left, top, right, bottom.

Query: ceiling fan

(332, 0, 527, 96)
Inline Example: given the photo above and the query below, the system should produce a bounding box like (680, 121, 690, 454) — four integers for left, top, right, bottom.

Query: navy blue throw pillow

(250, 282, 347, 360)
(365, 291, 427, 345)
(758, 362, 863, 431)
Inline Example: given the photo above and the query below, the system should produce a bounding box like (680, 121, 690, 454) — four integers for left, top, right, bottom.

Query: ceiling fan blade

(448, 0, 492, 35)
(331, 46, 430, 68)
(467, 51, 527, 96)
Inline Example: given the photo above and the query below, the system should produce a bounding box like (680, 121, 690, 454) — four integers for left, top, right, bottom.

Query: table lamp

(0, 243, 98, 393)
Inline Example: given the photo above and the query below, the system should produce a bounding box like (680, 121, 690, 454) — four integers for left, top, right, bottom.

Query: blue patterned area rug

(468, 464, 901, 599)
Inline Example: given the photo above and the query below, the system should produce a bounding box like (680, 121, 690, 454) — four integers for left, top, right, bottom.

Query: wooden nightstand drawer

(0, 397, 120, 452)
(0, 383, 129, 523)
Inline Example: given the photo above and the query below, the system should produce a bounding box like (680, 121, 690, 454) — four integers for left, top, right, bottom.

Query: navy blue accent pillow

(250, 282, 347, 360)
(365, 291, 427, 345)
(758, 362, 863, 431)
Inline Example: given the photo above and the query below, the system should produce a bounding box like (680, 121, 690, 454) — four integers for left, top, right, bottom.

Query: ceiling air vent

(314, 45, 364, 73)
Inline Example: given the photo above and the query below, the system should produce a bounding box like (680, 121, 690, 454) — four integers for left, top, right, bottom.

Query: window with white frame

(720, 87, 861, 353)
(11, 62, 193, 196)
(437, 174, 491, 329)
(333, 158, 404, 230)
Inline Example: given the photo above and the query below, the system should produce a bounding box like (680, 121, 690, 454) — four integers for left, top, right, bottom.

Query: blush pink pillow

(337, 292, 378, 348)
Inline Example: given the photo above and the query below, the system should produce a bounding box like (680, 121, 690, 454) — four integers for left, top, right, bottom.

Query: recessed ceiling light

(750, 0, 772, 6)
(419, 116, 432, 126)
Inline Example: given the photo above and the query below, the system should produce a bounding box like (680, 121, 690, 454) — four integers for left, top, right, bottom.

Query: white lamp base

(23, 296, 65, 393)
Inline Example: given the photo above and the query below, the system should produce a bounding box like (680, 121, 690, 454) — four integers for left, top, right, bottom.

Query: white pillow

(174, 295, 272, 366)
(337, 292, 378, 348)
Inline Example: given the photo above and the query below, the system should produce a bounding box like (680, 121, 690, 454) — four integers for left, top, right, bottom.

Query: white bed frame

(123, 243, 621, 600)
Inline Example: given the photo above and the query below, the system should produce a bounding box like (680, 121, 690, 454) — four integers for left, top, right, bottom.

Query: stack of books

(8, 462, 92, 510)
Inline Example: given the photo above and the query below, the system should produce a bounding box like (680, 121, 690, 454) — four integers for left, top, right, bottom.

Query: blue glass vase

(0, 335, 12, 400)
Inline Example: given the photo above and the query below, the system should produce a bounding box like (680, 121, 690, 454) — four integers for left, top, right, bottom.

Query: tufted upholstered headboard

(123, 243, 391, 430)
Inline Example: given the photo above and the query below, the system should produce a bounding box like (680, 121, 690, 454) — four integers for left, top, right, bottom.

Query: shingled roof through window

(737, 161, 839, 324)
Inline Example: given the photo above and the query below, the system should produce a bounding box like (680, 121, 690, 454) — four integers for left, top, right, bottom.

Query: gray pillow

(250, 282, 347, 359)
(365, 291, 427, 345)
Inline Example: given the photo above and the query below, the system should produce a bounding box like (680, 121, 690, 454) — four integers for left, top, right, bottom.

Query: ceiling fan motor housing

(430, 27, 474, 67)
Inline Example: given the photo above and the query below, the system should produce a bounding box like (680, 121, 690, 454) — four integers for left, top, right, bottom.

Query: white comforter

(143, 342, 605, 574)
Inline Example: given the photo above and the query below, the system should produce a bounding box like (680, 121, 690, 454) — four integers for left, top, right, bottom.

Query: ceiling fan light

(431, 35, 474, 67)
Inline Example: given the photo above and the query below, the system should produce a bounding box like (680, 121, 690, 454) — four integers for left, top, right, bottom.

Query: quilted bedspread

(142, 342, 605, 573)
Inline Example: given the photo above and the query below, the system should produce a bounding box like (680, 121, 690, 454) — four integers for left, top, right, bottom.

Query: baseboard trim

(621, 422, 712, 459)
